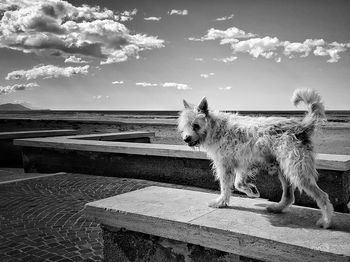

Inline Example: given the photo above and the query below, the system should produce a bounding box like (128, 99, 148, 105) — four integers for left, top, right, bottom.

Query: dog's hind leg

(234, 169, 260, 198)
(299, 177, 334, 229)
(267, 171, 295, 213)
(208, 165, 234, 208)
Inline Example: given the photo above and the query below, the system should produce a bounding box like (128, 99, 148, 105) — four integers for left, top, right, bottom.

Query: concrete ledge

(13, 136, 350, 171)
(0, 129, 77, 167)
(13, 134, 350, 212)
(64, 131, 155, 141)
(0, 129, 77, 140)
(85, 186, 350, 262)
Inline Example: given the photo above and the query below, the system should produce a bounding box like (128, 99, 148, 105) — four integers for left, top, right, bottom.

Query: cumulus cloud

(281, 39, 349, 62)
(0, 0, 164, 64)
(214, 56, 237, 63)
(135, 82, 158, 87)
(313, 42, 348, 63)
(130, 81, 191, 90)
(64, 55, 88, 63)
(162, 82, 191, 90)
(189, 27, 256, 42)
(168, 9, 188, 16)
(112, 80, 124, 84)
(282, 39, 325, 58)
(144, 17, 161, 21)
(230, 36, 280, 59)
(200, 73, 215, 78)
(6, 65, 89, 80)
(192, 26, 350, 62)
(0, 82, 39, 95)
(215, 14, 234, 21)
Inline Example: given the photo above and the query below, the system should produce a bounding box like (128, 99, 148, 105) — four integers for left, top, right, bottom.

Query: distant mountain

(0, 103, 32, 111)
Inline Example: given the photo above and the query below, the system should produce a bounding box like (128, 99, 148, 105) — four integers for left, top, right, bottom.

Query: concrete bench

(14, 135, 350, 212)
(85, 186, 350, 262)
(0, 129, 77, 167)
(63, 131, 155, 143)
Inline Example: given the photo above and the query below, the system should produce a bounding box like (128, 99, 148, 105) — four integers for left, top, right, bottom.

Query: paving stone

(0, 172, 204, 261)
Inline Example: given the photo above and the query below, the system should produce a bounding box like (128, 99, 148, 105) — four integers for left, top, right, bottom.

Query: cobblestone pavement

(0, 173, 212, 262)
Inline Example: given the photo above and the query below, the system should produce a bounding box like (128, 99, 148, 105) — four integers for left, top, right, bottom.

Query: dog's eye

(192, 123, 200, 130)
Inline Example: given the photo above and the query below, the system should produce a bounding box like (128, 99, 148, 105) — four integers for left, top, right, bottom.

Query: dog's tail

(291, 88, 326, 133)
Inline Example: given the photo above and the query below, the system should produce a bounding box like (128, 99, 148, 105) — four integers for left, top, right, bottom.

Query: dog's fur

(178, 88, 333, 228)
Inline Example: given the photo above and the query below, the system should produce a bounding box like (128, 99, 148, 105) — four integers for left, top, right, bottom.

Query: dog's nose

(184, 136, 191, 143)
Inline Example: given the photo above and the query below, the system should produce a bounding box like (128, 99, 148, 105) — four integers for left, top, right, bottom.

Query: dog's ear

(183, 99, 191, 109)
(197, 97, 208, 115)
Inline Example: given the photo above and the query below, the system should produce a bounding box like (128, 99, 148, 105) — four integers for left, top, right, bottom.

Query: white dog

(178, 88, 333, 228)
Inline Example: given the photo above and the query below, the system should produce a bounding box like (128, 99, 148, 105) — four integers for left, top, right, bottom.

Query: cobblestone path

(0, 173, 207, 262)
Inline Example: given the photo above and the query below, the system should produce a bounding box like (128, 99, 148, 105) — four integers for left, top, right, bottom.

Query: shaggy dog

(178, 88, 333, 229)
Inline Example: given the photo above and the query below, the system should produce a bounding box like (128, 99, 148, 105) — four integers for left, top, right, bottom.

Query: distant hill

(0, 103, 32, 111)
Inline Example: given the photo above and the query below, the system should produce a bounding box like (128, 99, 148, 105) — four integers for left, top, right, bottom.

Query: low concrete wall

(19, 147, 349, 212)
(0, 129, 77, 167)
(21, 147, 215, 190)
(15, 134, 350, 212)
(85, 187, 350, 262)
(102, 227, 246, 262)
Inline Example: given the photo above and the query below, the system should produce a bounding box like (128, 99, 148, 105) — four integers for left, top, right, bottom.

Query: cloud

(0, 82, 39, 95)
(6, 65, 89, 80)
(112, 80, 124, 84)
(313, 42, 348, 63)
(129, 81, 192, 90)
(144, 17, 161, 21)
(219, 86, 232, 91)
(168, 9, 188, 16)
(64, 55, 88, 64)
(0, 1, 164, 65)
(215, 14, 234, 21)
(214, 56, 237, 63)
(282, 39, 325, 58)
(229, 36, 280, 59)
(189, 27, 256, 42)
(200, 73, 215, 78)
(191, 26, 350, 62)
(135, 82, 158, 87)
(162, 82, 191, 90)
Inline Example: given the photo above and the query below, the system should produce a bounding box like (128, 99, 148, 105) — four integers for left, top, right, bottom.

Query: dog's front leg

(208, 166, 233, 208)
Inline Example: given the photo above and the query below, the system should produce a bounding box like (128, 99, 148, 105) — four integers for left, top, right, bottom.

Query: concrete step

(0, 129, 77, 167)
(14, 134, 350, 212)
(85, 186, 350, 262)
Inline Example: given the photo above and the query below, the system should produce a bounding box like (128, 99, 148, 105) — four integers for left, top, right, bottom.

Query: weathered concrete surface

(67, 131, 155, 143)
(85, 186, 350, 262)
(21, 147, 217, 189)
(19, 144, 350, 212)
(103, 227, 250, 262)
(13, 136, 350, 169)
(0, 129, 77, 167)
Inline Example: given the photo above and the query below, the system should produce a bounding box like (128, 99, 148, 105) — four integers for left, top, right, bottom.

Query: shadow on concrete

(224, 203, 350, 232)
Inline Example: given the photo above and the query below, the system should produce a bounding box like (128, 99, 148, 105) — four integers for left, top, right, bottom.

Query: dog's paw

(208, 198, 228, 208)
(266, 203, 285, 213)
(247, 183, 260, 198)
(316, 217, 332, 229)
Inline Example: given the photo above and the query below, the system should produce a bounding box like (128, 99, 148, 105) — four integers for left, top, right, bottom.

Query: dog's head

(178, 97, 209, 147)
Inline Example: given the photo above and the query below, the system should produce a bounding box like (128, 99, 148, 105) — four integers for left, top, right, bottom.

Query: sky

(0, 0, 349, 110)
